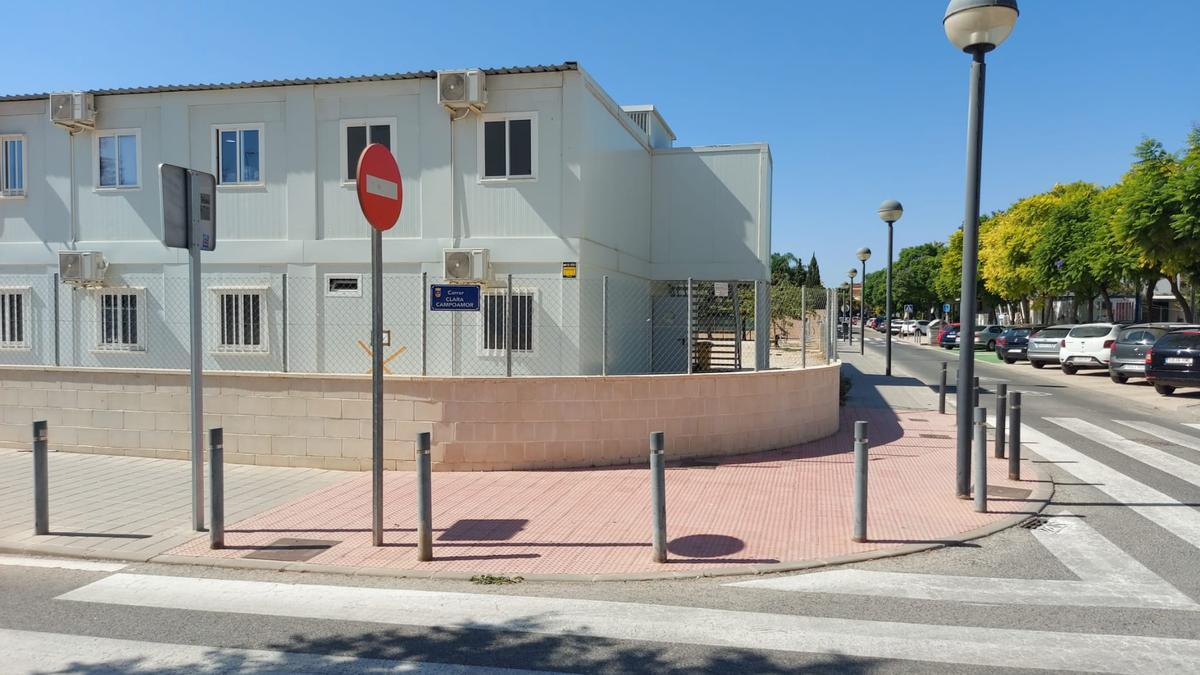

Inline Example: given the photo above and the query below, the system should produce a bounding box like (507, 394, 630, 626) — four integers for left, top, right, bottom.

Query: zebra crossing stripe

(1116, 420, 1200, 453)
(1017, 423, 1200, 550)
(725, 513, 1196, 610)
(1047, 418, 1200, 488)
(56, 573, 1200, 673)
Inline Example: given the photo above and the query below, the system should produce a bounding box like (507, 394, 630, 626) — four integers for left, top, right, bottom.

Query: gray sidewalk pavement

(836, 340, 940, 412)
(0, 449, 347, 560)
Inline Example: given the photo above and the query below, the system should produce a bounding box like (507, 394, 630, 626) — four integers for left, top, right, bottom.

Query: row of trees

(857, 127, 1200, 323)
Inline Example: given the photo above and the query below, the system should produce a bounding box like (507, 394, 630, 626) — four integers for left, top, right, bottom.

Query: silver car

(1110, 323, 1200, 383)
(1027, 324, 1076, 369)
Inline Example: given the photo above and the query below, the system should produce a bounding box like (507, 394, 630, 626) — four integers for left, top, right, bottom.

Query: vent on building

(437, 70, 487, 112)
(624, 109, 650, 135)
(59, 251, 107, 287)
(325, 274, 362, 297)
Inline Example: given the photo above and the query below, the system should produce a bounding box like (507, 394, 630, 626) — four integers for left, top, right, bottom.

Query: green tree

(1113, 138, 1195, 320)
(805, 253, 823, 288)
(1170, 126, 1200, 316)
(891, 242, 946, 318)
(934, 219, 1001, 322)
(861, 268, 886, 316)
(770, 252, 807, 287)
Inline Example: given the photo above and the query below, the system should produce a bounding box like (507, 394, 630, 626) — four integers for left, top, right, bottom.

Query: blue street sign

(943, 303, 951, 313)
(430, 284, 481, 311)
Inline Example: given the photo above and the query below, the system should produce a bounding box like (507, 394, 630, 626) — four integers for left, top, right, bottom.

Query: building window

(94, 129, 140, 189)
(1, 135, 26, 197)
(0, 287, 30, 349)
(96, 289, 145, 351)
(340, 118, 395, 182)
(480, 113, 537, 180)
(213, 124, 263, 185)
(482, 291, 534, 353)
(213, 288, 268, 353)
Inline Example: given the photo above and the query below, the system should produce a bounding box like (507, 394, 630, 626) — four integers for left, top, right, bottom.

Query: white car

(899, 320, 918, 336)
(1058, 323, 1120, 375)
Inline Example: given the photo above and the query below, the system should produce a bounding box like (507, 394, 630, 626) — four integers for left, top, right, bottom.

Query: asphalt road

(3, 339, 1200, 673)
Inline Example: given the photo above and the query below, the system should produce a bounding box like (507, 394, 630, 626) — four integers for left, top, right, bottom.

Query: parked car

(912, 320, 932, 336)
(1110, 323, 1200, 384)
(939, 324, 961, 349)
(899, 320, 918, 336)
(974, 325, 1007, 351)
(1146, 330, 1200, 395)
(994, 325, 1043, 364)
(1058, 323, 1121, 375)
(1027, 325, 1076, 368)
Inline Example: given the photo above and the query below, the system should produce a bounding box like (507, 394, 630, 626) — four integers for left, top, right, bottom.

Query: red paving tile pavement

(169, 407, 1039, 576)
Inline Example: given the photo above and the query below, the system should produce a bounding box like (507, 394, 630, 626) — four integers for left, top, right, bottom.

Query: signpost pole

(421, 271, 428, 377)
(371, 229, 384, 546)
(189, 213, 204, 532)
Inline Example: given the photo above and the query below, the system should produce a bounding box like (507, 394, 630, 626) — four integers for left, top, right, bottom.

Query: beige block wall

(0, 364, 841, 471)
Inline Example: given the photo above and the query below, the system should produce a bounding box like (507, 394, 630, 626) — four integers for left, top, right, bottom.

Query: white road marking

(1018, 423, 1200, 550)
(0, 554, 125, 572)
(1117, 420, 1200, 452)
(0, 628, 547, 674)
(726, 513, 1196, 610)
(365, 174, 398, 200)
(1048, 418, 1200, 488)
(1185, 423, 1200, 433)
(57, 573, 1200, 673)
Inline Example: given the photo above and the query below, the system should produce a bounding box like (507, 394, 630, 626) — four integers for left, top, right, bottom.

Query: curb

(0, 460, 1053, 583)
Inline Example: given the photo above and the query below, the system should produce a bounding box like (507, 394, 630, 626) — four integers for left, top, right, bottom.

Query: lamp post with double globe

(944, 0, 1019, 497)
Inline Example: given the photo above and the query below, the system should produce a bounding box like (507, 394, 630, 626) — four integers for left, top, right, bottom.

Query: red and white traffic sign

(356, 144, 403, 231)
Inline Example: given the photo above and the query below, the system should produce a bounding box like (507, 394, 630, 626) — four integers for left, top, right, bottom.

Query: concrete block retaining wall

(0, 364, 840, 471)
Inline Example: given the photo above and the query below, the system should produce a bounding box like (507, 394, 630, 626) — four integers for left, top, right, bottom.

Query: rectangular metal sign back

(430, 284, 481, 311)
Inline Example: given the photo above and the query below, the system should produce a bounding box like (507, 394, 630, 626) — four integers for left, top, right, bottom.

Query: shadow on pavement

(29, 624, 887, 674)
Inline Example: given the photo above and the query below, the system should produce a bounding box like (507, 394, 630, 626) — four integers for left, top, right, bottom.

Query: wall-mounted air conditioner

(443, 248, 491, 283)
(49, 93, 96, 131)
(59, 251, 107, 286)
(437, 70, 487, 112)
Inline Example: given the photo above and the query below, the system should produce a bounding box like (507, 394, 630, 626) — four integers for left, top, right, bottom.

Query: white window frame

(339, 117, 397, 185)
(479, 287, 537, 357)
(211, 123, 265, 187)
(478, 112, 538, 182)
(324, 273, 363, 298)
(94, 288, 146, 352)
(211, 286, 270, 354)
(0, 286, 31, 350)
(0, 134, 28, 198)
(92, 128, 141, 190)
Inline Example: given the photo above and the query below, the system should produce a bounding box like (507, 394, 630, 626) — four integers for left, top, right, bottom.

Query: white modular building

(0, 62, 772, 377)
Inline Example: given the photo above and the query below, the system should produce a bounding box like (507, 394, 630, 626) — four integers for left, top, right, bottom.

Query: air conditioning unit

(443, 248, 491, 283)
(49, 93, 96, 131)
(437, 70, 487, 112)
(59, 251, 107, 286)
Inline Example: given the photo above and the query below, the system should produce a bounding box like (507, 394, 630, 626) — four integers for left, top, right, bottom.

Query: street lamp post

(944, 0, 1019, 498)
(857, 247, 871, 354)
(877, 200, 903, 377)
(847, 267, 858, 346)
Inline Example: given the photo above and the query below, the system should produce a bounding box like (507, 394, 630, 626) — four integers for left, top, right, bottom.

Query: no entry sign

(356, 144, 403, 231)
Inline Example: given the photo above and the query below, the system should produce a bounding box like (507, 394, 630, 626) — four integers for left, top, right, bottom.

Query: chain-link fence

(6, 272, 790, 376)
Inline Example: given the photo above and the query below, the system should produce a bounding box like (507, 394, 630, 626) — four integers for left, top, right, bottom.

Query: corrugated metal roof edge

(0, 62, 579, 102)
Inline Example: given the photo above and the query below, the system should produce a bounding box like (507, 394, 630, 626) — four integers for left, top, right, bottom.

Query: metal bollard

(852, 421, 869, 543)
(416, 432, 433, 562)
(938, 363, 947, 415)
(973, 376, 980, 408)
(210, 428, 224, 549)
(1009, 392, 1022, 481)
(33, 421, 48, 535)
(650, 432, 667, 563)
(974, 407, 987, 513)
(995, 384, 1008, 459)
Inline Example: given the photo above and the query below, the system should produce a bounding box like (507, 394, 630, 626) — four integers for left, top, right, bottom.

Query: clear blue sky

(7, 1, 1199, 282)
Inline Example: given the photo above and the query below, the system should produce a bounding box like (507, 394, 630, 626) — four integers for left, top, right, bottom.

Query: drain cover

(1021, 517, 1066, 533)
(244, 538, 339, 562)
(919, 433, 951, 439)
(673, 459, 720, 469)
